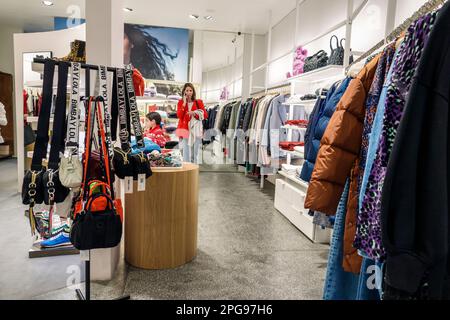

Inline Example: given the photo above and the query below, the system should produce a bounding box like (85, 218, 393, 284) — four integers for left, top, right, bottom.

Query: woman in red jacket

(176, 83, 207, 163)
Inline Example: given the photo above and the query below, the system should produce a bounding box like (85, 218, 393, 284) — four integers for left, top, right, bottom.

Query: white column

(85, 0, 124, 281)
(241, 33, 253, 100)
(344, 0, 354, 69)
(385, 0, 398, 41)
(192, 30, 203, 85)
(265, 11, 272, 93)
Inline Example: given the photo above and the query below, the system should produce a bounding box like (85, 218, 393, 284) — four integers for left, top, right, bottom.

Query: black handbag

(22, 60, 56, 209)
(70, 193, 122, 250)
(42, 61, 70, 205)
(131, 152, 152, 180)
(328, 36, 354, 66)
(70, 97, 122, 250)
(111, 66, 152, 181)
(328, 35, 344, 65)
(303, 50, 329, 73)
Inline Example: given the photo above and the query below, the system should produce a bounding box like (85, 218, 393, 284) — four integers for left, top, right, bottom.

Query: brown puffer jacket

(304, 55, 380, 273)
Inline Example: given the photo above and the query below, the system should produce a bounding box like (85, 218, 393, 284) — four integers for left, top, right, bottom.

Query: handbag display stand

(33, 58, 130, 301)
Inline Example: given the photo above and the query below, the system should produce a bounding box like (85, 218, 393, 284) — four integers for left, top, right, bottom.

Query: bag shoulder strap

(94, 66, 114, 160)
(124, 65, 145, 148)
(112, 68, 131, 151)
(65, 62, 81, 155)
(31, 59, 56, 171)
(48, 61, 69, 170)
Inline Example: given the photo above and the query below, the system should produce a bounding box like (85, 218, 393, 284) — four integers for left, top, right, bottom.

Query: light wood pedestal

(124, 163, 199, 269)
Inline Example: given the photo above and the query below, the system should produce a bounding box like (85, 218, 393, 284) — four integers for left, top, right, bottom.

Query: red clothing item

(133, 68, 145, 96)
(144, 126, 167, 148)
(176, 99, 207, 139)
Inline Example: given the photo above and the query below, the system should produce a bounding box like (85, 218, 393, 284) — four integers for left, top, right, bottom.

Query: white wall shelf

(281, 125, 307, 132)
(283, 99, 317, 106)
(287, 65, 345, 84)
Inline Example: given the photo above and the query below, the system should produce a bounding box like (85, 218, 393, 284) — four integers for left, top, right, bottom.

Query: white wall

(395, 0, 429, 26)
(14, 24, 86, 190)
(0, 25, 23, 75)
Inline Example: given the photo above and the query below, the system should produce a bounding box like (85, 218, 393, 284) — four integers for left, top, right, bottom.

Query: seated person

(143, 112, 167, 148)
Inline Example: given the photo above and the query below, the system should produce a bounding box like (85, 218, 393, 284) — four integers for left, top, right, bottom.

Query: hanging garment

(381, 3, 450, 299)
(300, 79, 351, 182)
(189, 109, 205, 147)
(356, 45, 396, 194)
(323, 182, 360, 300)
(133, 68, 145, 96)
(354, 46, 400, 255)
(267, 94, 303, 160)
(305, 55, 380, 274)
(358, 11, 437, 263)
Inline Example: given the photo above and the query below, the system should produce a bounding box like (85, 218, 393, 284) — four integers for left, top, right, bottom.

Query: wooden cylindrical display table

(124, 163, 199, 269)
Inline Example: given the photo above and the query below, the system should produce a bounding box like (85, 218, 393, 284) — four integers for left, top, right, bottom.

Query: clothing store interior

(0, 0, 449, 301)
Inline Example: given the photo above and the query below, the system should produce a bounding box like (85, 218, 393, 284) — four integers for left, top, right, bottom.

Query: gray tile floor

(0, 159, 329, 300)
(0, 159, 84, 300)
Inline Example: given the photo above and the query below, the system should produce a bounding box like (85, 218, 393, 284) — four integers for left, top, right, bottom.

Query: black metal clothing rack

(32, 57, 129, 301)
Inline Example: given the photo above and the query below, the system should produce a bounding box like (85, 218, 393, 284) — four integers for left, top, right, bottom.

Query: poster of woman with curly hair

(124, 23, 189, 83)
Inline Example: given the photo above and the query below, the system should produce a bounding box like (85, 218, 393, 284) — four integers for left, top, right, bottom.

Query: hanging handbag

(22, 60, 56, 209)
(124, 65, 152, 181)
(42, 61, 70, 205)
(60, 62, 83, 188)
(111, 68, 134, 179)
(70, 191, 123, 250)
(71, 97, 123, 247)
(303, 50, 329, 73)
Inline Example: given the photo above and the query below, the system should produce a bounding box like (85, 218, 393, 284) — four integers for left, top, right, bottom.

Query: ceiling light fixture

(204, 15, 213, 20)
(189, 14, 199, 19)
(123, 7, 133, 12)
(42, 1, 54, 6)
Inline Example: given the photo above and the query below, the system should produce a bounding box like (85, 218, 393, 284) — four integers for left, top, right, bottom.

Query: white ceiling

(0, 0, 296, 34)
(124, 0, 297, 35)
(0, 0, 296, 70)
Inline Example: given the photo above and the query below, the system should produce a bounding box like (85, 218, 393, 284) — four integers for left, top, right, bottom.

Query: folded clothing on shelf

(285, 120, 309, 128)
(282, 164, 302, 175)
(300, 94, 317, 101)
(279, 141, 305, 151)
(294, 146, 305, 154)
(285, 95, 302, 104)
(148, 150, 183, 168)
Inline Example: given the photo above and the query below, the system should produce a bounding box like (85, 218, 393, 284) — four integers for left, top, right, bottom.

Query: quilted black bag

(329, 36, 354, 66)
(303, 50, 329, 73)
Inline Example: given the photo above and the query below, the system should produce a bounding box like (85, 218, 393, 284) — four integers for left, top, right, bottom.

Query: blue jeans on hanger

(356, 256, 383, 300)
(180, 137, 202, 164)
(323, 181, 360, 300)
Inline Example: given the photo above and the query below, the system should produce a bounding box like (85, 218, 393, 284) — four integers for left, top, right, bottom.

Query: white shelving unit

(272, 63, 345, 243)
(287, 65, 345, 84)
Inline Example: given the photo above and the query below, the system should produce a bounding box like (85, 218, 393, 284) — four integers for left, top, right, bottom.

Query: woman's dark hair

(146, 112, 162, 126)
(124, 24, 178, 81)
(182, 83, 197, 101)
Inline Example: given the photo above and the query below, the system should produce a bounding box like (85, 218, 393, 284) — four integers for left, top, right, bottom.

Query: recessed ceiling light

(189, 14, 199, 19)
(123, 7, 133, 12)
(204, 15, 213, 20)
(42, 1, 54, 6)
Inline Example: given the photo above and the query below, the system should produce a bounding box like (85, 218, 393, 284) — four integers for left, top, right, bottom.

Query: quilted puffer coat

(300, 78, 351, 182)
(304, 55, 380, 273)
